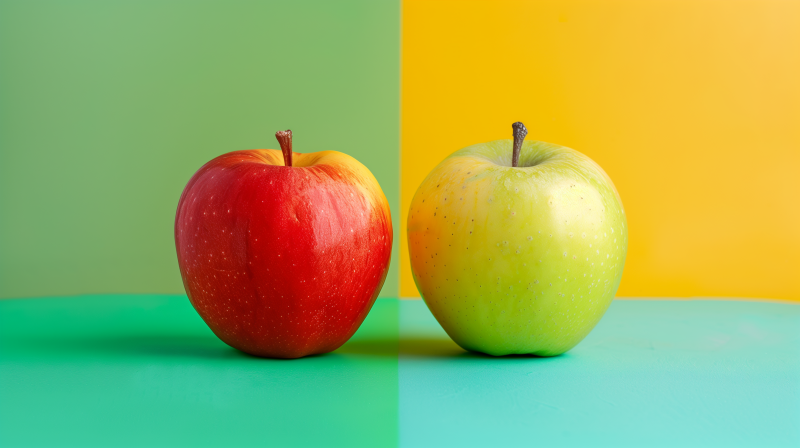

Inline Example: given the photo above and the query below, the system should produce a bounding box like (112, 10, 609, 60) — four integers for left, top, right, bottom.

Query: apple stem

(511, 122, 528, 168)
(275, 130, 293, 167)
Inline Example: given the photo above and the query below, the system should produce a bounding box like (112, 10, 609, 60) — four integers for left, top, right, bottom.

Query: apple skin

(407, 140, 627, 356)
(175, 149, 392, 358)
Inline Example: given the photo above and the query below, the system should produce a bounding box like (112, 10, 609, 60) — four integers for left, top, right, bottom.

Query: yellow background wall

(400, 0, 800, 300)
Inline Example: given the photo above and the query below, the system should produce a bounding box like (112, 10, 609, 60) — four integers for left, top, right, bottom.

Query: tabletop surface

(1, 295, 798, 447)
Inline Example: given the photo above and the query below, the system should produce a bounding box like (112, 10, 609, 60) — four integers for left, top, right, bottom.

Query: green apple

(407, 123, 627, 356)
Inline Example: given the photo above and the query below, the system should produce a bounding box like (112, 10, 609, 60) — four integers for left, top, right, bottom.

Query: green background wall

(0, 0, 400, 299)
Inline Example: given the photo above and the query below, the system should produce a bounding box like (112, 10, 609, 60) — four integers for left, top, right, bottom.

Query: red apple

(174, 130, 392, 358)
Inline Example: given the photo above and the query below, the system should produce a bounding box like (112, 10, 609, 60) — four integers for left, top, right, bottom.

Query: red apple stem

(275, 130, 293, 167)
(511, 122, 528, 167)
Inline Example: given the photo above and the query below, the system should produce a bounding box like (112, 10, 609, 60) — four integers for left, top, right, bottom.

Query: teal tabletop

(1, 296, 798, 447)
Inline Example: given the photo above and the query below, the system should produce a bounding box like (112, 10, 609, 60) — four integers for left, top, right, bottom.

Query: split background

(1, 0, 798, 301)
(0, 0, 799, 447)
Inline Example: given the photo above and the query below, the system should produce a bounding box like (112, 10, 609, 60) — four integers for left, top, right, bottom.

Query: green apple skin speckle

(407, 139, 628, 356)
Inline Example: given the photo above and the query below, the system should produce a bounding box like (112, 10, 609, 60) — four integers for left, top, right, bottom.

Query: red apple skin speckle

(175, 149, 392, 359)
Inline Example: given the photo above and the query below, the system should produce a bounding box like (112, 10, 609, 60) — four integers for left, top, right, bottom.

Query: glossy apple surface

(407, 139, 627, 356)
(175, 149, 392, 358)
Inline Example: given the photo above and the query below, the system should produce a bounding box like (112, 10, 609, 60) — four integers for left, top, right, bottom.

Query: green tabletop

(1, 296, 798, 447)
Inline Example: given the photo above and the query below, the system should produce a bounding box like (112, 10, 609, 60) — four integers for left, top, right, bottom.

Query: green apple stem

(275, 130, 293, 167)
(511, 122, 528, 167)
